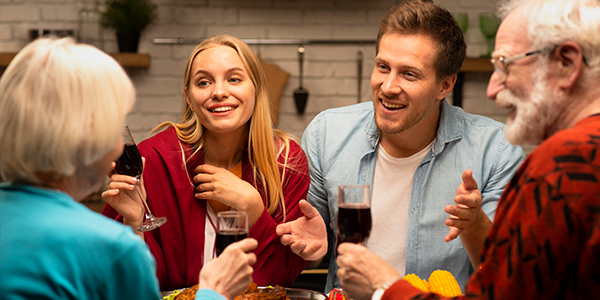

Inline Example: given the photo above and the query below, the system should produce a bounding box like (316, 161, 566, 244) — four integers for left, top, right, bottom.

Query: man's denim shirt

(301, 101, 525, 293)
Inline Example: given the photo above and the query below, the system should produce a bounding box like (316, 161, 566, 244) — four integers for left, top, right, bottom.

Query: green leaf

(101, 0, 158, 32)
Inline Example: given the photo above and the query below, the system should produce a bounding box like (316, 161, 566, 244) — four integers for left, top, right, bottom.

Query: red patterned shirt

(383, 114, 600, 300)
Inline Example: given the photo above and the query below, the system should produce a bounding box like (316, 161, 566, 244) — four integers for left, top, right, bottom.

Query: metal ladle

(293, 46, 309, 114)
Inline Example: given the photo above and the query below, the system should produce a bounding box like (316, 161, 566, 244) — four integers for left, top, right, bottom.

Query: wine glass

(452, 12, 469, 36)
(337, 185, 372, 246)
(215, 211, 249, 256)
(114, 126, 167, 232)
(479, 12, 501, 58)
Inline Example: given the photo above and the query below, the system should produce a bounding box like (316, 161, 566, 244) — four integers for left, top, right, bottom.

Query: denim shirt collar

(364, 112, 380, 149)
(433, 100, 463, 155)
(363, 100, 463, 156)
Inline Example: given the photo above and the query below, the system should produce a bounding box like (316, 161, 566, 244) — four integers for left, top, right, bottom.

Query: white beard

(496, 65, 567, 146)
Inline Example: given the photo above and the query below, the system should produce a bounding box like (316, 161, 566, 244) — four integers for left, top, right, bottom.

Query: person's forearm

(460, 213, 492, 269)
(305, 256, 324, 269)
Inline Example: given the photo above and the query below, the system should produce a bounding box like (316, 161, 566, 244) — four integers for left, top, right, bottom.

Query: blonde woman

(0, 36, 260, 300)
(102, 34, 311, 291)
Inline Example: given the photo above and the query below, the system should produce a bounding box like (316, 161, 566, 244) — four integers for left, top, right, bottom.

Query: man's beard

(496, 65, 566, 146)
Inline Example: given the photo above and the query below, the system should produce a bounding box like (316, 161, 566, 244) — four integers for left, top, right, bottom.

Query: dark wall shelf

(460, 57, 494, 72)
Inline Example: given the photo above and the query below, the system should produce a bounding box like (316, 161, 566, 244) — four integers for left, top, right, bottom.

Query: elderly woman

(0, 37, 257, 300)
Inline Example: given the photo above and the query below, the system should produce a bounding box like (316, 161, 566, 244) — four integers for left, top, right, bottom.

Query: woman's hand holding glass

(102, 126, 166, 232)
(192, 164, 263, 226)
(102, 160, 147, 230)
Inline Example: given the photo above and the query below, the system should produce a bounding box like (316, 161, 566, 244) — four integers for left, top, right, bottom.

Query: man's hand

(199, 238, 258, 300)
(276, 200, 327, 262)
(444, 169, 483, 242)
(444, 169, 492, 268)
(336, 243, 401, 300)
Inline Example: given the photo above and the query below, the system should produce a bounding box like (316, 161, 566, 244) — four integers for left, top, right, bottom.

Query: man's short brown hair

(376, 0, 466, 81)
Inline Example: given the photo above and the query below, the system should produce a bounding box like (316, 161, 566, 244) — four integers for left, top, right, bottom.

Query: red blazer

(103, 127, 309, 291)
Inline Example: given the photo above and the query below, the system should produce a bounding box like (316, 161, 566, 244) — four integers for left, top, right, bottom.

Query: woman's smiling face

(185, 45, 256, 136)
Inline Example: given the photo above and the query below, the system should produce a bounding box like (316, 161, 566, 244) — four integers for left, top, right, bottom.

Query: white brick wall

(0, 0, 528, 152)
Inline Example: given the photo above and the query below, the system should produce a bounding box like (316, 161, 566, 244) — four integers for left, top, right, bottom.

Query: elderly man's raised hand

(444, 169, 485, 242)
(444, 169, 492, 268)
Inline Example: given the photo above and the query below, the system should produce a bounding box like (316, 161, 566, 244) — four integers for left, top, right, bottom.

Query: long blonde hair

(152, 35, 294, 220)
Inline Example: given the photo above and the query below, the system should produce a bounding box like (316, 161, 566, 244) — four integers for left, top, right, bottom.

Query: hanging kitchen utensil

(293, 46, 309, 115)
(357, 50, 363, 103)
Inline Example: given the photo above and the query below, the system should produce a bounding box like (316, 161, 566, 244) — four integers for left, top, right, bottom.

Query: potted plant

(101, 0, 158, 53)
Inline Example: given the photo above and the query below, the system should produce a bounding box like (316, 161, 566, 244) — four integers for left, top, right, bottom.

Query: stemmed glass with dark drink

(337, 185, 372, 246)
(115, 126, 167, 232)
(215, 211, 249, 256)
(479, 12, 501, 58)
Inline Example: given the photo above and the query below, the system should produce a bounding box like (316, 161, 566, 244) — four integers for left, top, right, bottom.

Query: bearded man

(335, 0, 600, 299)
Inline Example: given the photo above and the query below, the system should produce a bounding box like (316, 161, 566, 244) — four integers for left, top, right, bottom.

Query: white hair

(498, 0, 600, 81)
(0, 37, 135, 184)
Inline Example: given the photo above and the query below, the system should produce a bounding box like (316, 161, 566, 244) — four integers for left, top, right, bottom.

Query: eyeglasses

(490, 46, 556, 83)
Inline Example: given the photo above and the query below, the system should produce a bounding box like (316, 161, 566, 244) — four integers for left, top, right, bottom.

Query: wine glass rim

(338, 184, 370, 188)
(217, 210, 247, 217)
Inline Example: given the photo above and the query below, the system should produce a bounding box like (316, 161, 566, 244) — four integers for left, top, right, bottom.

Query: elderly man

(295, 0, 524, 293)
(336, 0, 600, 299)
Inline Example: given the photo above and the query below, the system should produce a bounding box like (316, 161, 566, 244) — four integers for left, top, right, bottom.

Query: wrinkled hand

(193, 164, 263, 225)
(444, 169, 483, 242)
(199, 238, 258, 300)
(101, 158, 147, 228)
(336, 243, 401, 300)
(276, 200, 327, 261)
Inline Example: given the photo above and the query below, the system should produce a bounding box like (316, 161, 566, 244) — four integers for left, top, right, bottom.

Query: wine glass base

(138, 216, 167, 232)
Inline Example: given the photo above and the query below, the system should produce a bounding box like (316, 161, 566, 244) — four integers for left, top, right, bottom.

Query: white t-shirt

(204, 205, 217, 265)
(367, 141, 434, 276)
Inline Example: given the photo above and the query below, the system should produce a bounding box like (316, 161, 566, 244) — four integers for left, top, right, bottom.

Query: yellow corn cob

(427, 270, 462, 297)
(402, 274, 429, 293)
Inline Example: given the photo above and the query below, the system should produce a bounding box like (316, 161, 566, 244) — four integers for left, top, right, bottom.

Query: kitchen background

(0, 0, 525, 141)
(0, 0, 531, 290)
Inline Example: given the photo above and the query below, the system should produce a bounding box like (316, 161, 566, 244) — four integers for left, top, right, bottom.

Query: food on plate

(169, 282, 289, 300)
(172, 284, 198, 300)
(162, 289, 182, 300)
(403, 269, 462, 297)
(235, 282, 289, 300)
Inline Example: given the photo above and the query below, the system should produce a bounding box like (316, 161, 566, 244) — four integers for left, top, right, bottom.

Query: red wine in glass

(336, 185, 371, 253)
(215, 211, 248, 256)
(115, 143, 143, 178)
(337, 204, 372, 244)
(215, 229, 249, 256)
(114, 126, 167, 232)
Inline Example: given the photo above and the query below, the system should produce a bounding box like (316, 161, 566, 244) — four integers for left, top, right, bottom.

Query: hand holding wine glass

(337, 185, 372, 300)
(110, 126, 167, 232)
(337, 185, 372, 246)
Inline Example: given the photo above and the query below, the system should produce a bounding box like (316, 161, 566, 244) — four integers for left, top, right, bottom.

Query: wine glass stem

(133, 183, 155, 218)
(486, 38, 495, 56)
